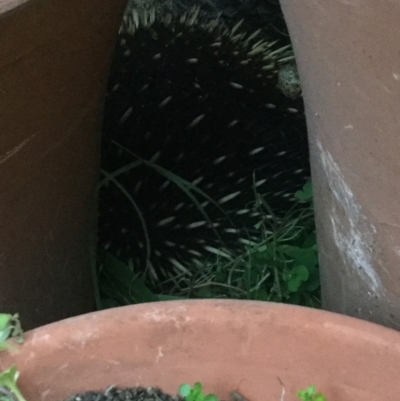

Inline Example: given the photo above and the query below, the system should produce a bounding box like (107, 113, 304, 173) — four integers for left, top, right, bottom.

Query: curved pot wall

(1, 301, 400, 401)
(0, 0, 126, 329)
(280, 1, 400, 328)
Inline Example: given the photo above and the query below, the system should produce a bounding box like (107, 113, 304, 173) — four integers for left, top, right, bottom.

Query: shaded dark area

(126, 0, 290, 41)
(98, 2, 310, 282)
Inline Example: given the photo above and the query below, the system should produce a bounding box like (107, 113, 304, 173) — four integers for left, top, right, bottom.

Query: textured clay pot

(0, 0, 126, 329)
(1, 300, 400, 401)
(280, 1, 400, 328)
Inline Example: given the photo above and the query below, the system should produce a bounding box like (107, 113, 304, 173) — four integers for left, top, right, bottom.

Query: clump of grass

(98, 157, 319, 308)
(154, 180, 319, 307)
(98, 141, 236, 286)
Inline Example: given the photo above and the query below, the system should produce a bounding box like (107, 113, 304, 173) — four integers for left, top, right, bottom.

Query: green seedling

(0, 314, 23, 351)
(297, 385, 326, 401)
(0, 314, 26, 401)
(294, 181, 313, 203)
(179, 383, 218, 401)
(0, 366, 27, 401)
(98, 179, 320, 309)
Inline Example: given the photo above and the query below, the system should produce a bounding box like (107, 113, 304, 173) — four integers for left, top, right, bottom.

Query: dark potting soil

(62, 386, 250, 401)
(63, 386, 183, 401)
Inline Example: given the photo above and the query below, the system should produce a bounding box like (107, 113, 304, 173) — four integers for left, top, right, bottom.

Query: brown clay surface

(1, 300, 400, 401)
(0, 0, 126, 328)
(280, 1, 400, 328)
(0, 0, 29, 14)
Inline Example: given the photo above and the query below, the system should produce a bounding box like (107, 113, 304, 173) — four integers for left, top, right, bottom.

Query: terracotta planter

(1, 300, 400, 401)
(280, 1, 400, 328)
(0, 0, 126, 329)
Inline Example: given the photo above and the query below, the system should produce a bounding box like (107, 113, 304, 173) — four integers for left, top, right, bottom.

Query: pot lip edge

(21, 299, 400, 345)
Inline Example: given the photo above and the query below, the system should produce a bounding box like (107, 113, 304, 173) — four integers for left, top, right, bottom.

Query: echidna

(98, 1, 310, 283)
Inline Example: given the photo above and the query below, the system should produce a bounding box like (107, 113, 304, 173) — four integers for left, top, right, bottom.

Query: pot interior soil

(64, 387, 182, 401)
(63, 387, 249, 401)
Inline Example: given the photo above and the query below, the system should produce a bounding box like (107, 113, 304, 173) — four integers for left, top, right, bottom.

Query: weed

(178, 382, 327, 401)
(178, 383, 218, 401)
(0, 314, 23, 351)
(0, 366, 26, 401)
(297, 385, 326, 401)
(97, 179, 319, 309)
(0, 314, 26, 401)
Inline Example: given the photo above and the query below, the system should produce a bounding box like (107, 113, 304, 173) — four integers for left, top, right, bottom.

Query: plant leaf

(0, 365, 27, 401)
(179, 384, 192, 397)
(204, 394, 218, 401)
(0, 315, 11, 332)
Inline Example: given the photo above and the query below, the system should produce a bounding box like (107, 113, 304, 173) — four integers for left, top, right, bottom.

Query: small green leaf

(297, 385, 326, 401)
(256, 244, 268, 253)
(294, 181, 313, 202)
(0, 314, 23, 351)
(178, 382, 218, 401)
(204, 394, 218, 401)
(191, 382, 204, 401)
(98, 252, 159, 305)
(0, 314, 13, 347)
(179, 384, 192, 397)
(0, 365, 27, 401)
(281, 246, 318, 270)
(252, 288, 269, 301)
(0, 315, 12, 332)
(285, 265, 309, 292)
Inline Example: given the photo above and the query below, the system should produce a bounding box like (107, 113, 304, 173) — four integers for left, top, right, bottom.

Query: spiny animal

(98, 3, 310, 284)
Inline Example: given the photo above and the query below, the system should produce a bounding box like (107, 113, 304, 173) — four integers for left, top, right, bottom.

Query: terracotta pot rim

(21, 299, 400, 344)
(3, 300, 400, 401)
